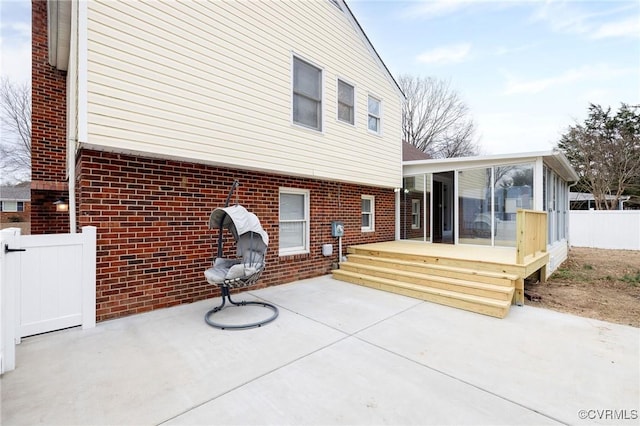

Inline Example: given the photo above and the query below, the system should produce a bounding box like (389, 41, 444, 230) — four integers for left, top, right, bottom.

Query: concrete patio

(1, 276, 638, 425)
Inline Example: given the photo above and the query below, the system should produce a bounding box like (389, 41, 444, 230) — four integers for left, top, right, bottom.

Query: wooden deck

(332, 240, 549, 319)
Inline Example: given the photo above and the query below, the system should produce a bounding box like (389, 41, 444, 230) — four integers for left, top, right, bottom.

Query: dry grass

(526, 247, 640, 328)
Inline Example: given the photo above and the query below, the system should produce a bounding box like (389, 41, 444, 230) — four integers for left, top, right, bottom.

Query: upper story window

(361, 195, 375, 232)
(337, 79, 354, 125)
(368, 95, 381, 134)
(293, 57, 322, 131)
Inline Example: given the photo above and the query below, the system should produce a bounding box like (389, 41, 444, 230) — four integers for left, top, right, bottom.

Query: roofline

(341, 0, 405, 99)
(403, 150, 555, 166)
(403, 149, 579, 182)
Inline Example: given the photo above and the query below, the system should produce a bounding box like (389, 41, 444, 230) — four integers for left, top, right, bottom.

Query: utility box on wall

(331, 221, 344, 237)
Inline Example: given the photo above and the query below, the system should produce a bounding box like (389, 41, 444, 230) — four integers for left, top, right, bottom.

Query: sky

(349, 0, 640, 154)
(1, 0, 638, 155)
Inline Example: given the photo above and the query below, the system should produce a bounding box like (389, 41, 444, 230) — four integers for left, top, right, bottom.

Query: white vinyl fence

(570, 211, 640, 250)
(1, 226, 96, 374)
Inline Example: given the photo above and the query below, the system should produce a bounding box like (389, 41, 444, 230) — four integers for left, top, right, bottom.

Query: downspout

(394, 187, 400, 240)
(68, 144, 76, 233)
(67, 0, 78, 233)
(70, 0, 88, 233)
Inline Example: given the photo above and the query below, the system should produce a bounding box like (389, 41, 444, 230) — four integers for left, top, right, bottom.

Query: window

(411, 199, 421, 229)
(545, 167, 567, 244)
(279, 188, 310, 255)
(367, 95, 381, 133)
(1, 201, 23, 212)
(361, 195, 375, 232)
(293, 57, 322, 131)
(337, 79, 354, 125)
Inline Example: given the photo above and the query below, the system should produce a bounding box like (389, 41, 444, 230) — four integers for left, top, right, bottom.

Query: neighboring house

(570, 192, 631, 210)
(0, 183, 31, 232)
(401, 150, 578, 274)
(33, 0, 403, 320)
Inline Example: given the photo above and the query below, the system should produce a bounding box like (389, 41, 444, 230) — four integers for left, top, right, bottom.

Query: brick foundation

(77, 149, 394, 321)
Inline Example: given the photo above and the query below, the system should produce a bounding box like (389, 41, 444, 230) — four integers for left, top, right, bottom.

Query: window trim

(367, 94, 382, 135)
(336, 77, 355, 126)
(291, 54, 324, 132)
(278, 187, 311, 256)
(361, 195, 375, 232)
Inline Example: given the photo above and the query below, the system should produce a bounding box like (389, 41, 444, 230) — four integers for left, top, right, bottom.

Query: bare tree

(1, 77, 31, 184)
(558, 103, 640, 210)
(399, 74, 479, 158)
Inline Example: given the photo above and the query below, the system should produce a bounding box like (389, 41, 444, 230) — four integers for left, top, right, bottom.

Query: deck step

(338, 262, 513, 301)
(332, 269, 512, 319)
(346, 254, 518, 287)
(346, 246, 521, 275)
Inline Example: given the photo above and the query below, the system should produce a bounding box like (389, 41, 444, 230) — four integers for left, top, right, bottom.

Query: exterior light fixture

(54, 198, 69, 212)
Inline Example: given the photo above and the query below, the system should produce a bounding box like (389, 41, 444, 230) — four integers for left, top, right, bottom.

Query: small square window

(361, 195, 375, 232)
(368, 96, 381, 134)
(337, 79, 354, 125)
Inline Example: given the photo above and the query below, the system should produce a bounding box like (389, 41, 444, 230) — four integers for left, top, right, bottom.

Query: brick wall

(77, 149, 395, 321)
(31, 0, 69, 234)
(29, 190, 70, 234)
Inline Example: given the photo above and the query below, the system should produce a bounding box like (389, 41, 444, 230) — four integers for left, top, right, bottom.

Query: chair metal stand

(204, 286, 279, 330)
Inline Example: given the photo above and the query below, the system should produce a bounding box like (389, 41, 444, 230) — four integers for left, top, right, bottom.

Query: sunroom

(333, 150, 578, 318)
(398, 150, 577, 269)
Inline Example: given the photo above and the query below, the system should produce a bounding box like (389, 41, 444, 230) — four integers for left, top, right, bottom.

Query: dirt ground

(525, 247, 640, 328)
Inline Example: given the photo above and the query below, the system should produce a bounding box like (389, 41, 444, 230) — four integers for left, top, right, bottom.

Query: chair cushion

(204, 258, 242, 284)
(225, 263, 247, 280)
(204, 267, 227, 284)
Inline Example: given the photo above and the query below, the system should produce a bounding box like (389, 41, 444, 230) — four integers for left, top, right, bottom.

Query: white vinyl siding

(279, 188, 310, 256)
(361, 195, 375, 232)
(85, 0, 402, 188)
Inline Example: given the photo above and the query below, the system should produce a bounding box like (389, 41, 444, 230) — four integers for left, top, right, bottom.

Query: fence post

(1, 227, 22, 373)
(81, 226, 96, 329)
(516, 210, 525, 264)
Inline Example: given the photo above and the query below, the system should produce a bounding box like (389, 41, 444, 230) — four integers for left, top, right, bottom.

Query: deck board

(350, 241, 519, 264)
(338, 241, 550, 315)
